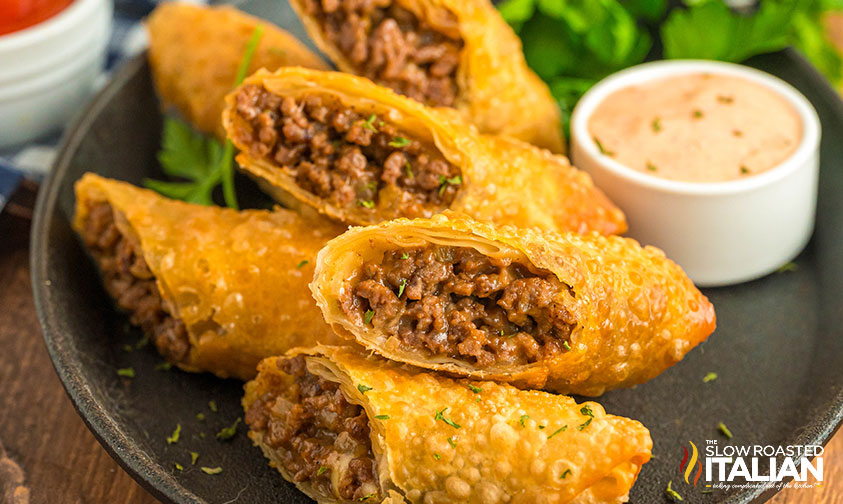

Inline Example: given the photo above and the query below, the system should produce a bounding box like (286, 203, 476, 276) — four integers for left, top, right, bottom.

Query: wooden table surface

(0, 209, 840, 504)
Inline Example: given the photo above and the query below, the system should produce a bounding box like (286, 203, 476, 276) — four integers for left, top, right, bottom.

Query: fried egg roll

(223, 68, 625, 235)
(310, 212, 716, 396)
(73, 173, 345, 380)
(146, 2, 330, 139)
(243, 345, 652, 503)
(285, 0, 564, 152)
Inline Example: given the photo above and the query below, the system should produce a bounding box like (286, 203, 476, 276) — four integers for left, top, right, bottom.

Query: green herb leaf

(397, 278, 407, 297)
(317, 465, 329, 476)
(174, 462, 184, 471)
(665, 480, 683, 501)
(718, 421, 733, 439)
(577, 417, 593, 431)
(216, 417, 241, 440)
(155, 362, 172, 371)
(388, 137, 410, 148)
(122, 344, 133, 353)
(196, 413, 206, 421)
(547, 425, 567, 439)
(560, 468, 572, 479)
(646, 161, 658, 172)
(358, 384, 373, 394)
(363, 114, 379, 132)
(359, 493, 376, 501)
(364, 309, 375, 325)
(190, 452, 199, 465)
(593, 137, 615, 157)
(652, 117, 662, 132)
(433, 452, 441, 460)
(117, 367, 135, 378)
(520, 414, 530, 427)
(562, 341, 571, 351)
(135, 335, 150, 349)
(374, 414, 391, 420)
(201, 466, 223, 475)
(466, 384, 482, 394)
(296, 260, 309, 269)
(405, 161, 414, 178)
(703, 372, 718, 383)
(447, 437, 457, 448)
(358, 199, 375, 209)
(400, 252, 410, 260)
(777, 262, 798, 273)
(167, 424, 181, 445)
(434, 407, 461, 429)
(208, 400, 218, 412)
(693, 109, 704, 119)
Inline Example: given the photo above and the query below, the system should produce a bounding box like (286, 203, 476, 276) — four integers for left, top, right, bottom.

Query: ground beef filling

(245, 356, 380, 501)
(81, 202, 189, 363)
(343, 246, 577, 367)
(235, 86, 461, 218)
(304, 0, 463, 107)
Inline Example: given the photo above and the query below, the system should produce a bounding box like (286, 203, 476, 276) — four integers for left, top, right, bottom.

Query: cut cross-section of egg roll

(73, 173, 345, 380)
(243, 345, 653, 503)
(223, 68, 625, 235)
(146, 2, 330, 139)
(285, 0, 564, 152)
(310, 212, 716, 396)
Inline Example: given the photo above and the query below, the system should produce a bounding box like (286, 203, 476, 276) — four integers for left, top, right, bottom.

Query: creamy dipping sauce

(588, 73, 802, 183)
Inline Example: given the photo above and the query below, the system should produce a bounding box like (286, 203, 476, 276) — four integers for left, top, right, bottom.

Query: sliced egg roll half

(310, 212, 716, 396)
(243, 345, 653, 503)
(285, 0, 564, 152)
(73, 173, 345, 380)
(146, 2, 330, 139)
(223, 68, 625, 235)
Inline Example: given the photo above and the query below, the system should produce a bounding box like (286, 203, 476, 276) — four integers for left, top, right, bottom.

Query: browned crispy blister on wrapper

(224, 68, 625, 235)
(285, 0, 564, 151)
(243, 345, 653, 503)
(146, 2, 330, 138)
(72, 173, 345, 380)
(310, 212, 716, 396)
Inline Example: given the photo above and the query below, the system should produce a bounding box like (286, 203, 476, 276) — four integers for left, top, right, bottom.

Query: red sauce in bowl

(0, 0, 75, 35)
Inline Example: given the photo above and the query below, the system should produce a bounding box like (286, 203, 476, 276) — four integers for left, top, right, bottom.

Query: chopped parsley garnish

(122, 344, 133, 353)
(196, 413, 205, 421)
(560, 469, 572, 479)
(208, 400, 218, 412)
(466, 384, 482, 394)
(400, 252, 410, 260)
(434, 407, 461, 429)
(359, 494, 376, 501)
(374, 414, 390, 420)
(296, 260, 309, 269)
(703, 372, 718, 383)
(363, 114, 378, 132)
(740, 165, 751, 175)
(519, 414, 530, 427)
(717, 95, 734, 104)
(388, 136, 410, 148)
(718, 421, 733, 439)
(652, 117, 662, 132)
(167, 424, 181, 444)
(593, 137, 614, 157)
(155, 362, 172, 371)
(777, 262, 798, 273)
(365, 181, 378, 191)
(190, 452, 199, 465)
(693, 109, 704, 119)
(174, 462, 183, 471)
(216, 417, 241, 440)
(538, 425, 546, 430)
(562, 341, 571, 351)
(397, 278, 407, 297)
(577, 418, 593, 431)
(135, 335, 150, 349)
(447, 437, 457, 448)
(357, 384, 373, 394)
(438, 175, 462, 196)
(646, 161, 658, 172)
(117, 367, 135, 378)
(547, 425, 567, 439)
(733, 129, 743, 137)
(405, 161, 414, 178)
(701, 489, 713, 494)
(317, 465, 329, 476)
(199, 432, 206, 439)
(358, 199, 375, 209)
(578, 405, 595, 431)
(433, 452, 441, 460)
(665, 480, 683, 501)
(363, 309, 375, 325)
(201, 466, 222, 475)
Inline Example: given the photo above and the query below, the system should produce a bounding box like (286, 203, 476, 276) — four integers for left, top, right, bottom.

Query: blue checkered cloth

(0, 0, 186, 212)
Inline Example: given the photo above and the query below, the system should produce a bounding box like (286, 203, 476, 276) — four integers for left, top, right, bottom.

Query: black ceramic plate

(31, 3, 843, 503)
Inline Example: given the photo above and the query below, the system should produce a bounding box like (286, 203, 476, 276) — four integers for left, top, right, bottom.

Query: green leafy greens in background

(145, 25, 266, 208)
(497, 0, 843, 135)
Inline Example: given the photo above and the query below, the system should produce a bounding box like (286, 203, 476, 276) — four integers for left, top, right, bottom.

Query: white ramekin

(0, 0, 111, 149)
(570, 60, 821, 287)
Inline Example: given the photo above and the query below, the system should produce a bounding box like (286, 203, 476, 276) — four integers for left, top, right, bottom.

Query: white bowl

(570, 60, 821, 287)
(0, 0, 111, 149)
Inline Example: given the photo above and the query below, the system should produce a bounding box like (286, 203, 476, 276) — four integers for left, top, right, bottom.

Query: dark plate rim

(30, 49, 843, 504)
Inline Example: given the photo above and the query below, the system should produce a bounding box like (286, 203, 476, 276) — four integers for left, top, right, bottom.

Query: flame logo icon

(679, 441, 703, 487)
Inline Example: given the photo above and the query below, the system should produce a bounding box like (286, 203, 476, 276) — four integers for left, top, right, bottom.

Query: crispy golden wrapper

(146, 2, 330, 138)
(243, 345, 652, 503)
(310, 212, 716, 395)
(72, 173, 345, 380)
(286, 0, 564, 152)
(224, 68, 625, 235)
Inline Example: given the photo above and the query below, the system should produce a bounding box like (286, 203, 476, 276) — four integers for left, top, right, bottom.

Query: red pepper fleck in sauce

(0, 0, 75, 36)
